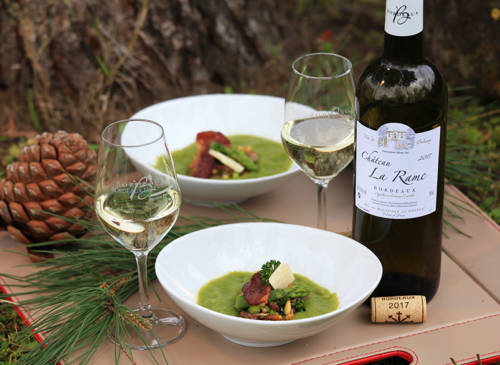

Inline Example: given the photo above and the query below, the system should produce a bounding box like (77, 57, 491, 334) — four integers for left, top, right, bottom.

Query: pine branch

(1, 205, 266, 364)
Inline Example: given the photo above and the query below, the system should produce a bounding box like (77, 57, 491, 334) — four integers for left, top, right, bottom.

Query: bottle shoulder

(357, 57, 447, 105)
(356, 57, 448, 130)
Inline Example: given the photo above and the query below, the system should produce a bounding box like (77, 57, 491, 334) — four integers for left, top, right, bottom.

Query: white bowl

(155, 222, 382, 347)
(129, 94, 300, 205)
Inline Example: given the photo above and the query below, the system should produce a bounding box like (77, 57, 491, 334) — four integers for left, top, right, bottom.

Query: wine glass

(282, 53, 356, 230)
(95, 119, 185, 349)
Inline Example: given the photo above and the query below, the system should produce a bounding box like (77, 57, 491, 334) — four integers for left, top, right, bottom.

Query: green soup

(197, 271, 339, 319)
(163, 134, 292, 179)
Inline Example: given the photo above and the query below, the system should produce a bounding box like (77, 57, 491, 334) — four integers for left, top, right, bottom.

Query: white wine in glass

(95, 119, 185, 350)
(281, 114, 354, 182)
(282, 53, 356, 230)
(95, 185, 181, 252)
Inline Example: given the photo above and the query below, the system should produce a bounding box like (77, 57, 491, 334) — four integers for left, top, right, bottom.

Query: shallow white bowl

(129, 94, 300, 205)
(155, 222, 382, 347)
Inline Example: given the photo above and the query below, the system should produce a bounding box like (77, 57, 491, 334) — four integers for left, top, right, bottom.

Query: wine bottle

(352, 0, 447, 301)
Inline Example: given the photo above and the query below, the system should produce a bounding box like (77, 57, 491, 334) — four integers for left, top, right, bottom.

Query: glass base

(110, 307, 186, 350)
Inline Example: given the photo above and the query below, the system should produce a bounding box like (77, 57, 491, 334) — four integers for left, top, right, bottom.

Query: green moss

(0, 301, 38, 364)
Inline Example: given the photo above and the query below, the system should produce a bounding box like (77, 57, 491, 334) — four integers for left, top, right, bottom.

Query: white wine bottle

(352, 0, 447, 301)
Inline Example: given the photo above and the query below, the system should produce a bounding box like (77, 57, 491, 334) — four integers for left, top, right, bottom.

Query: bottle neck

(382, 32, 424, 63)
(383, 0, 424, 63)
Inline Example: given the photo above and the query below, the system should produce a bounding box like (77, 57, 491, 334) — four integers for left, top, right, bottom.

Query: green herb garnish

(292, 299, 306, 313)
(260, 259, 281, 285)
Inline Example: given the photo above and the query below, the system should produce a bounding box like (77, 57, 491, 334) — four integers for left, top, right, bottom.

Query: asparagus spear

(210, 142, 258, 171)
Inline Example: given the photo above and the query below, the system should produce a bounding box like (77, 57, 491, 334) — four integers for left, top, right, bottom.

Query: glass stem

(135, 252, 153, 318)
(317, 182, 329, 230)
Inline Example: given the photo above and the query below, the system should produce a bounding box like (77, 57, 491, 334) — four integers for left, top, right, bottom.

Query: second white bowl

(155, 222, 382, 347)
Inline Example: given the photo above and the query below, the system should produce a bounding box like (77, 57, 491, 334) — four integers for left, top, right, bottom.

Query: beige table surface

(1, 168, 500, 364)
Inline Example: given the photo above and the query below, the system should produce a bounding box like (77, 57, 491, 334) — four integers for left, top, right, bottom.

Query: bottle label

(355, 122, 440, 219)
(385, 0, 423, 36)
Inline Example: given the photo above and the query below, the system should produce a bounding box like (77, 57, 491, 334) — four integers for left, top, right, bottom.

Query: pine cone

(0, 131, 97, 260)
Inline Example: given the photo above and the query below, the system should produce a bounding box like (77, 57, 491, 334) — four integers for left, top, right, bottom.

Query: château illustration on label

(352, 0, 447, 301)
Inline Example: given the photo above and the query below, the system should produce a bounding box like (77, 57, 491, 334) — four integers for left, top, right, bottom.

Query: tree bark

(0, 0, 293, 140)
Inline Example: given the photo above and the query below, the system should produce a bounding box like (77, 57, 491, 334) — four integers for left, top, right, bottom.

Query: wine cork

(371, 295, 427, 324)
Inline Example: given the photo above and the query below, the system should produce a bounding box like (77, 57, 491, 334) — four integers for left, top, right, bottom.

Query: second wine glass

(282, 53, 356, 230)
(95, 119, 185, 350)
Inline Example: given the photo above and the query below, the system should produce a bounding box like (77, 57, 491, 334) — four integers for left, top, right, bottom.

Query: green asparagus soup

(163, 134, 292, 179)
(197, 271, 339, 319)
